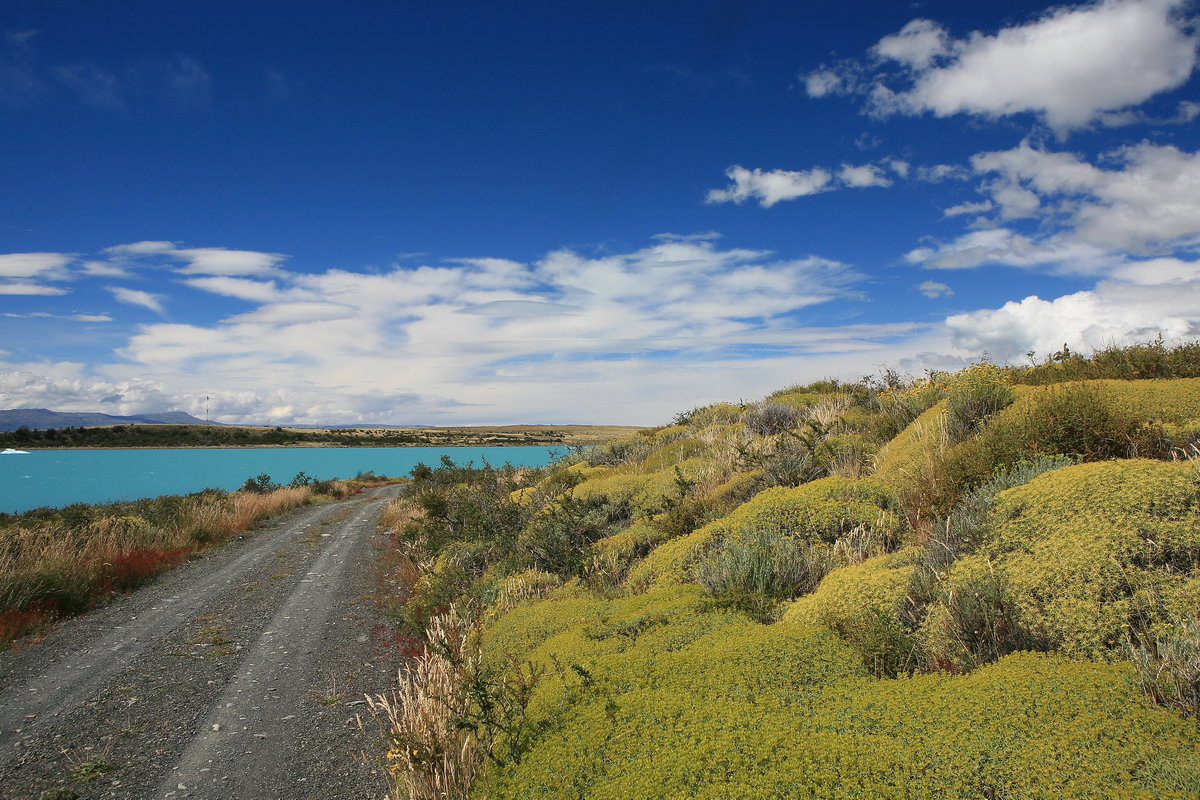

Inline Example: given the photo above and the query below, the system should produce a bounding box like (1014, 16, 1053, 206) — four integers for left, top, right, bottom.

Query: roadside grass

(0, 481, 351, 649)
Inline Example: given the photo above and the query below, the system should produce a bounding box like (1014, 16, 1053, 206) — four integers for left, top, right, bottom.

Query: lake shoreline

(0, 444, 572, 515)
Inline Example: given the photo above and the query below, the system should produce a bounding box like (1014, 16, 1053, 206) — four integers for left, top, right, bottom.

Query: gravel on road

(0, 485, 409, 800)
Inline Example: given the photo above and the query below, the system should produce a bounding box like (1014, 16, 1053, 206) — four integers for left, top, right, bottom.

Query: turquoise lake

(0, 446, 564, 514)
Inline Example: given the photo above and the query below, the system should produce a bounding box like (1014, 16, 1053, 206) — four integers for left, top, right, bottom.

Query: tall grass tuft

(1129, 611, 1200, 718)
(369, 608, 486, 800)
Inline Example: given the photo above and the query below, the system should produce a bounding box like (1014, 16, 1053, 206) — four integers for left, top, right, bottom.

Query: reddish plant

(0, 602, 57, 647)
(96, 545, 196, 594)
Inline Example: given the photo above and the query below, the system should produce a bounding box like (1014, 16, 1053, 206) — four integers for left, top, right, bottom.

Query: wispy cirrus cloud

(0, 31, 212, 111)
(0, 252, 74, 295)
(108, 286, 166, 315)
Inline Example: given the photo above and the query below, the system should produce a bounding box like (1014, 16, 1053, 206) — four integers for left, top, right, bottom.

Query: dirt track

(0, 486, 406, 800)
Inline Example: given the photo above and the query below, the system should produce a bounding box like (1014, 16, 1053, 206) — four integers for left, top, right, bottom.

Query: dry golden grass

(0, 486, 317, 644)
(369, 608, 485, 800)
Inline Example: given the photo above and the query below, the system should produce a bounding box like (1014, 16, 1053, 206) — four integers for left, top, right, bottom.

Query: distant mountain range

(0, 408, 210, 432)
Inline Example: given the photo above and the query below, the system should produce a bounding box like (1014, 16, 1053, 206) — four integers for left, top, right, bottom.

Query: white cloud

(0, 252, 72, 279)
(918, 281, 953, 298)
(706, 165, 833, 206)
(804, 69, 845, 98)
(0, 367, 185, 417)
(104, 241, 176, 256)
(707, 160, 908, 207)
(0, 236, 949, 426)
(456, 300, 583, 317)
(838, 163, 893, 187)
(171, 247, 287, 276)
(108, 286, 166, 314)
(909, 141, 1200, 274)
(0, 283, 69, 296)
(814, 0, 1199, 133)
(970, 141, 1200, 252)
(943, 200, 993, 217)
(182, 276, 286, 303)
(946, 279, 1200, 360)
(907, 227, 1116, 272)
(1108, 257, 1200, 283)
(225, 302, 359, 324)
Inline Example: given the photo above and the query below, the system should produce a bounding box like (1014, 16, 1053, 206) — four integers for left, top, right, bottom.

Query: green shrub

(871, 380, 944, 442)
(1011, 339, 1200, 385)
(693, 527, 819, 621)
(239, 472, 280, 493)
(741, 401, 802, 436)
(944, 363, 1016, 442)
(517, 493, 632, 577)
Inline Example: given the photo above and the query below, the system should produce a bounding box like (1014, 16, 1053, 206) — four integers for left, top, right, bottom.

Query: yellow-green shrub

(983, 459, 1200, 660)
(783, 548, 918, 627)
(707, 476, 896, 547)
(783, 548, 921, 675)
(623, 526, 717, 589)
(484, 610, 1200, 800)
(481, 595, 608, 667)
(572, 458, 712, 518)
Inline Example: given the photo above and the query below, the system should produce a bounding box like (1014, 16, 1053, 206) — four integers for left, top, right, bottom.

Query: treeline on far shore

(0, 423, 567, 449)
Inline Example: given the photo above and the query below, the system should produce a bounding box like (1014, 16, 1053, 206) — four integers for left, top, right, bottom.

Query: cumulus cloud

(946, 279, 1200, 360)
(707, 160, 907, 207)
(809, 0, 1200, 133)
(0, 368, 185, 417)
(706, 165, 833, 206)
(838, 163, 893, 187)
(970, 141, 1200, 253)
(908, 141, 1200, 274)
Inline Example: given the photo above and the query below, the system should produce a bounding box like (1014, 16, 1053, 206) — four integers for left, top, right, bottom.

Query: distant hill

(0, 408, 209, 432)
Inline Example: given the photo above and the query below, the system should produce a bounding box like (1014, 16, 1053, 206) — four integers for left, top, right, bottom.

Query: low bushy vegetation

(369, 341, 1200, 800)
(0, 422, 568, 449)
(0, 473, 353, 646)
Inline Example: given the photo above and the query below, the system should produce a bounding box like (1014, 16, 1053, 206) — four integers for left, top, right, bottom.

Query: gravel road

(0, 486, 408, 800)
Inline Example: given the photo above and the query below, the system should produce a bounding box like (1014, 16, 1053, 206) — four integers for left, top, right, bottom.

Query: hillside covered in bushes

(370, 341, 1200, 799)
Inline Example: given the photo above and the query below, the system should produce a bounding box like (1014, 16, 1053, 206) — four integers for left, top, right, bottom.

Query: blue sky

(2, 0, 1199, 425)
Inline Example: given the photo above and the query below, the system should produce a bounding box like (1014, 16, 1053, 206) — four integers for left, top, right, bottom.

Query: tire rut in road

(160, 492, 391, 799)
(0, 486, 406, 800)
